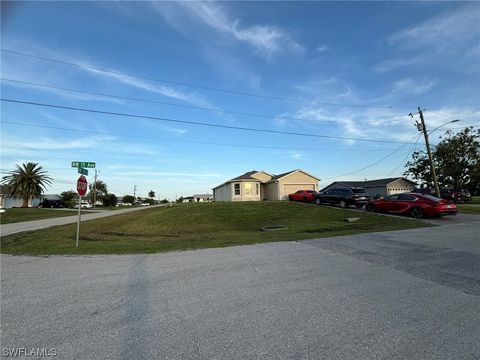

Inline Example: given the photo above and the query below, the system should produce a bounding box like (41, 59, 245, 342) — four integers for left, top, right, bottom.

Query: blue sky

(1, 1, 479, 199)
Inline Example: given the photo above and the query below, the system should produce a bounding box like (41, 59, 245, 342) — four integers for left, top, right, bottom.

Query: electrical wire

(1, 98, 414, 144)
(1, 49, 402, 109)
(321, 134, 420, 181)
(1, 77, 410, 126)
(384, 133, 422, 177)
(0, 120, 402, 152)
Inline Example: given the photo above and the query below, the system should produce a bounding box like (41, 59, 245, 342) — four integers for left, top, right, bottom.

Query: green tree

(60, 190, 77, 202)
(148, 190, 155, 199)
(102, 193, 117, 207)
(88, 180, 108, 201)
(1, 162, 52, 207)
(405, 127, 480, 193)
(122, 195, 135, 204)
(60, 190, 78, 208)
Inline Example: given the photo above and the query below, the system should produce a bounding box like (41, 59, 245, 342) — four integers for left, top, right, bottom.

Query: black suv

(316, 187, 370, 208)
(38, 199, 65, 208)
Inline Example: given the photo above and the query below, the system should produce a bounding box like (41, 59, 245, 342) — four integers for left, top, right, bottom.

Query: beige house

(213, 169, 320, 202)
(320, 177, 416, 198)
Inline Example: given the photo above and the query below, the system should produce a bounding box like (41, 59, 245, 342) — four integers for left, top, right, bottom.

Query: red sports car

(366, 193, 457, 218)
(288, 190, 317, 202)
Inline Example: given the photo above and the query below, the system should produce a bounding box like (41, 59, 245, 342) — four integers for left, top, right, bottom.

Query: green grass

(468, 196, 480, 205)
(1, 202, 430, 256)
(0, 208, 82, 225)
(457, 204, 480, 215)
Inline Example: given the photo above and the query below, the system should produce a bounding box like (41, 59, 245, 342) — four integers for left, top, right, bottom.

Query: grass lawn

(1, 202, 430, 255)
(0, 208, 82, 225)
(468, 196, 480, 205)
(457, 204, 480, 215)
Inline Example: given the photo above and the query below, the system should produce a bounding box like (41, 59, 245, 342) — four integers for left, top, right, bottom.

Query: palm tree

(2, 162, 53, 207)
(148, 190, 155, 199)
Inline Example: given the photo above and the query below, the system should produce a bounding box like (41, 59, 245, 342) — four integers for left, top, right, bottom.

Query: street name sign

(71, 161, 96, 168)
(78, 168, 88, 176)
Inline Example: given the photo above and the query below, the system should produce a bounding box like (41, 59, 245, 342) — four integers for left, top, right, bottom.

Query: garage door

(283, 184, 315, 196)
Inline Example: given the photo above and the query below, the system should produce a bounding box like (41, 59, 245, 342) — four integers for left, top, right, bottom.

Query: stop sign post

(76, 175, 88, 247)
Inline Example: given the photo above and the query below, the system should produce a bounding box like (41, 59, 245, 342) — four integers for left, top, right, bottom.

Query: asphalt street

(1, 215, 479, 360)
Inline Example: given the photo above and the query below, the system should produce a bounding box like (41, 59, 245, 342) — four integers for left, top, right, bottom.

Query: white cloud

(388, 5, 479, 51)
(392, 78, 436, 95)
(76, 61, 216, 109)
(377, 4, 480, 72)
(1, 40, 217, 109)
(288, 153, 304, 160)
(153, 1, 303, 60)
(315, 45, 329, 53)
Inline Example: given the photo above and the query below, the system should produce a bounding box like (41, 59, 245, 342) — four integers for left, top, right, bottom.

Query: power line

(1, 49, 400, 109)
(0, 120, 400, 152)
(1, 98, 414, 144)
(321, 134, 420, 181)
(385, 133, 422, 177)
(1, 77, 409, 126)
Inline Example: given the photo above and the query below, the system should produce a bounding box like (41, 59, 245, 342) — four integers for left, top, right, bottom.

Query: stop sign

(77, 175, 88, 196)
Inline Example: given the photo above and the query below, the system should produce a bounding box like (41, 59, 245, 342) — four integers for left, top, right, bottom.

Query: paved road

(1, 215, 479, 359)
(0, 205, 168, 236)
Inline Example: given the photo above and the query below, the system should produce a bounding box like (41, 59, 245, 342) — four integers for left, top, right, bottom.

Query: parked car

(140, 202, 150, 206)
(366, 193, 457, 218)
(316, 187, 369, 208)
(38, 199, 65, 208)
(415, 187, 471, 203)
(440, 188, 471, 203)
(74, 201, 92, 209)
(288, 190, 317, 202)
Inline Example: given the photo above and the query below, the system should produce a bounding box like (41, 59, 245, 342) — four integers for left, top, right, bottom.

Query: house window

(245, 183, 252, 195)
(256, 183, 260, 195)
(234, 183, 240, 195)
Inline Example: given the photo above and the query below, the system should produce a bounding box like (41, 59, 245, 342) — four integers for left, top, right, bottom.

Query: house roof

(212, 170, 264, 190)
(213, 169, 320, 190)
(192, 194, 213, 198)
(321, 177, 416, 191)
(270, 169, 321, 182)
(230, 170, 260, 181)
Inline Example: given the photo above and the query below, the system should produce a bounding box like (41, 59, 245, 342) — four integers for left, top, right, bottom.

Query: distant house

(320, 177, 416, 198)
(213, 169, 320, 202)
(192, 194, 213, 202)
(0, 185, 44, 208)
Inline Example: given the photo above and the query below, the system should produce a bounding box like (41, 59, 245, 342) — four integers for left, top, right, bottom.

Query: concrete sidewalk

(0, 204, 169, 236)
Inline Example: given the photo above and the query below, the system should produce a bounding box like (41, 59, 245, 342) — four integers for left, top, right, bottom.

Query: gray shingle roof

(230, 170, 260, 181)
(324, 177, 416, 190)
(271, 170, 296, 180)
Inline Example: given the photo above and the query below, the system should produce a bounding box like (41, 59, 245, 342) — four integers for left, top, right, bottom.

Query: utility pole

(134, 185, 137, 204)
(415, 107, 441, 198)
(93, 169, 98, 208)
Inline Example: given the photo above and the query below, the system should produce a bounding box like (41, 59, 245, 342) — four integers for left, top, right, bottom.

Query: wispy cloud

(315, 45, 330, 53)
(288, 152, 304, 160)
(152, 1, 303, 60)
(1, 39, 217, 109)
(376, 4, 480, 72)
(392, 78, 436, 95)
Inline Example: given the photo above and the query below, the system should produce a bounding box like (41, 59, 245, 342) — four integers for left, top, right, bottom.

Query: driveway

(1, 216, 479, 359)
(0, 204, 169, 237)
